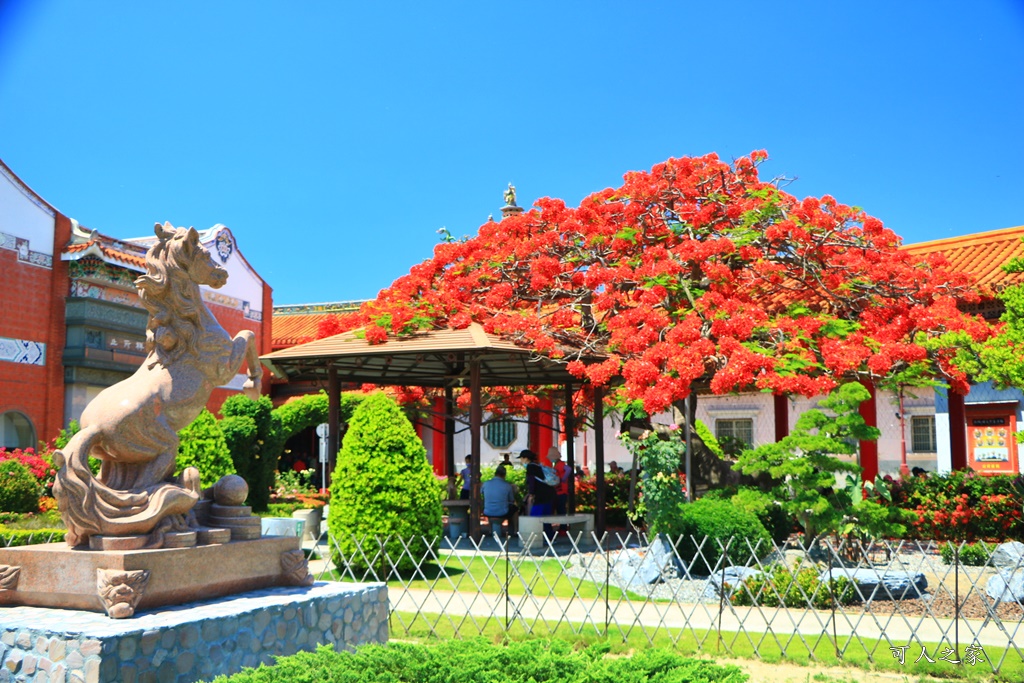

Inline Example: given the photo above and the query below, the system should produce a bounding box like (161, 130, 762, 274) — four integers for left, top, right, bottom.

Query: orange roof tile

(271, 302, 364, 350)
(903, 225, 1024, 295)
(272, 313, 328, 349)
(63, 235, 148, 270)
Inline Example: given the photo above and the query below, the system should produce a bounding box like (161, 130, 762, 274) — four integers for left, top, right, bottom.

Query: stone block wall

(0, 582, 387, 683)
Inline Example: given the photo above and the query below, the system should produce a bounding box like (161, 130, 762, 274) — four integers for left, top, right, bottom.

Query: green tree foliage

(0, 460, 42, 513)
(327, 392, 442, 574)
(670, 498, 771, 575)
(734, 382, 878, 542)
(176, 409, 234, 489)
(221, 395, 284, 512)
(621, 430, 687, 536)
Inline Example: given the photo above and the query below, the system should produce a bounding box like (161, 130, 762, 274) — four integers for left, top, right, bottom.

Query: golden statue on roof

(504, 183, 517, 207)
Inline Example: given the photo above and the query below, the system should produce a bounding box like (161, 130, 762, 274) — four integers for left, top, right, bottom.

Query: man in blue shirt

(482, 465, 516, 536)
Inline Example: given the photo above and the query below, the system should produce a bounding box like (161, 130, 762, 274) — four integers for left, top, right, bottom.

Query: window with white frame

(715, 418, 754, 448)
(911, 415, 936, 453)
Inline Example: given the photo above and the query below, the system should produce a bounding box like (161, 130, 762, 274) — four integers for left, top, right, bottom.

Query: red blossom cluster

(913, 493, 1022, 542)
(328, 151, 990, 414)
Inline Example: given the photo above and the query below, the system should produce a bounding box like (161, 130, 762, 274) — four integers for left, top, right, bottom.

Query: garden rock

(985, 568, 1024, 603)
(822, 567, 927, 600)
(708, 566, 763, 597)
(614, 536, 682, 589)
(990, 541, 1024, 570)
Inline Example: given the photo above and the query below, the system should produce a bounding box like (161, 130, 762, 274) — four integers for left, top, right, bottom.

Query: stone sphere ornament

(214, 474, 249, 506)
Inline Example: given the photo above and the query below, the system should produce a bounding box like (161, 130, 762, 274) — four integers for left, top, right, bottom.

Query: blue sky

(1, 1, 1022, 305)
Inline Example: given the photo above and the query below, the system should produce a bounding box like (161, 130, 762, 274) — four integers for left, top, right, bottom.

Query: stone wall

(0, 582, 387, 683)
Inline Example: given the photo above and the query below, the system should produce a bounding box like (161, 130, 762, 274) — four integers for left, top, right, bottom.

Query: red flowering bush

(891, 470, 1024, 542)
(0, 447, 56, 495)
(573, 472, 632, 527)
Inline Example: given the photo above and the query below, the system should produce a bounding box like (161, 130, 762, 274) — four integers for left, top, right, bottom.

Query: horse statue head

(136, 222, 229, 369)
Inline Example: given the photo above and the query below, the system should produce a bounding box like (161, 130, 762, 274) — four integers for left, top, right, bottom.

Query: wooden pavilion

(260, 323, 610, 538)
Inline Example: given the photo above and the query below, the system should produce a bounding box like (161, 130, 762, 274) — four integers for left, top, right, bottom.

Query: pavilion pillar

(858, 380, 878, 482)
(564, 383, 576, 515)
(431, 396, 446, 476)
(445, 386, 456, 480)
(949, 391, 968, 470)
(327, 365, 340, 488)
(774, 394, 789, 441)
(468, 360, 483, 539)
(537, 397, 554, 464)
(593, 385, 606, 537)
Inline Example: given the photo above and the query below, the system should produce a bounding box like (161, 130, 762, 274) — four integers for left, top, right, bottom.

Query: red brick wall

(0, 227, 66, 445)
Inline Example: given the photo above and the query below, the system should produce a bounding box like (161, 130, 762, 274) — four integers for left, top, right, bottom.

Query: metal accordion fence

(307, 531, 1024, 675)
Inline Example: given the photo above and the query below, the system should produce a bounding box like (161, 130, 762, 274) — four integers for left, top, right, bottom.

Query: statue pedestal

(0, 536, 312, 618)
(0, 582, 387, 683)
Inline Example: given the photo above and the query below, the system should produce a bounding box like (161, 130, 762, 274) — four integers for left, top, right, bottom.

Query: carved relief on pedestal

(280, 549, 314, 586)
(97, 568, 150, 618)
(0, 564, 21, 591)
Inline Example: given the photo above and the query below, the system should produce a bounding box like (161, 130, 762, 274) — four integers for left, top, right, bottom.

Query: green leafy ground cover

(384, 616, 1022, 682)
(209, 638, 747, 683)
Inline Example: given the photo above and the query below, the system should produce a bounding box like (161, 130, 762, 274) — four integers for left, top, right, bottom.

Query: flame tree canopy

(340, 151, 991, 415)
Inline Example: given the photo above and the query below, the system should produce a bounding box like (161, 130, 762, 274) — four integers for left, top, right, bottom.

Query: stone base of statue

(0, 581, 387, 683)
(0, 536, 313, 619)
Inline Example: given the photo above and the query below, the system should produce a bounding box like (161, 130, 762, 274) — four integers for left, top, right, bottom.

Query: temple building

(0, 158, 271, 449)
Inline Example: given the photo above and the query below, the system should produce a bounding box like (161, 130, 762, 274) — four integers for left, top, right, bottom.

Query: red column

(858, 381, 879, 482)
(949, 391, 968, 470)
(773, 394, 789, 441)
(537, 397, 554, 464)
(432, 396, 447, 476)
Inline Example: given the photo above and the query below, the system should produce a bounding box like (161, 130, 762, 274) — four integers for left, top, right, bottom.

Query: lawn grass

(387, 610, 1024, 682)
(324, 552, 645, 601)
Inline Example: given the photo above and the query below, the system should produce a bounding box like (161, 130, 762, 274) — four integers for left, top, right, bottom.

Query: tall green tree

(221, 395, 284, 512)
(327, 392, 442, 574)
(176, 409, 234, 489)
(734, 382, 878, 542)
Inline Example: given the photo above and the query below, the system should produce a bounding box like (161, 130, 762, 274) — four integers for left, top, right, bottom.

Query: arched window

(484, 418, 517, 450)
(0, 411, 36, 450)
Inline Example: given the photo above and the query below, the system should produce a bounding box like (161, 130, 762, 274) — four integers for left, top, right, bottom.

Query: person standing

(482, 465, 516, 536)
(518, 449, 555, 517)
(458, 455, 472, 500)
(548, 446, 569, 516)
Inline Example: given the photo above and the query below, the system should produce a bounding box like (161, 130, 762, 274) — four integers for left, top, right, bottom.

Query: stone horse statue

(53, 222, 262, 548)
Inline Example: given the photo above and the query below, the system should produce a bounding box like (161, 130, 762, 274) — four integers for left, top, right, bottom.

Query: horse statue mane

(53, 222, 262, 549)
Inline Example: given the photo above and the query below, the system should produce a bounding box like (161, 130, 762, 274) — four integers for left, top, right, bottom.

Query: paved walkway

(389, 588, 1022, 651)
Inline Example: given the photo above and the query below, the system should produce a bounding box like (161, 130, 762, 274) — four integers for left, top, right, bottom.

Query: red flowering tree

(336, 152, 990, 479)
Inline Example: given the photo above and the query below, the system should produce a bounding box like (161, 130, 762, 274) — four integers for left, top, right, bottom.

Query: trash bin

(448, 508, 468, 540)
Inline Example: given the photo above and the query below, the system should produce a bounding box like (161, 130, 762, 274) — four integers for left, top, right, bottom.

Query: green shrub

(670, 498, 771, 575)
(940, 541, 994, 566)
(210, 638, 748, 683)
(0, 527, 66, 546)
(706, 487, 794, 546)
(221, 395, 283, 512)
(176, 409, 234, 489)
(729, 564, 856, 609)
(328, 393, 443, 575)
(0, 460, 42, 513)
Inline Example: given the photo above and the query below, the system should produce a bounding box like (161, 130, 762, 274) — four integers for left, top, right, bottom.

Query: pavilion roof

(261, 322, 599, 387)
